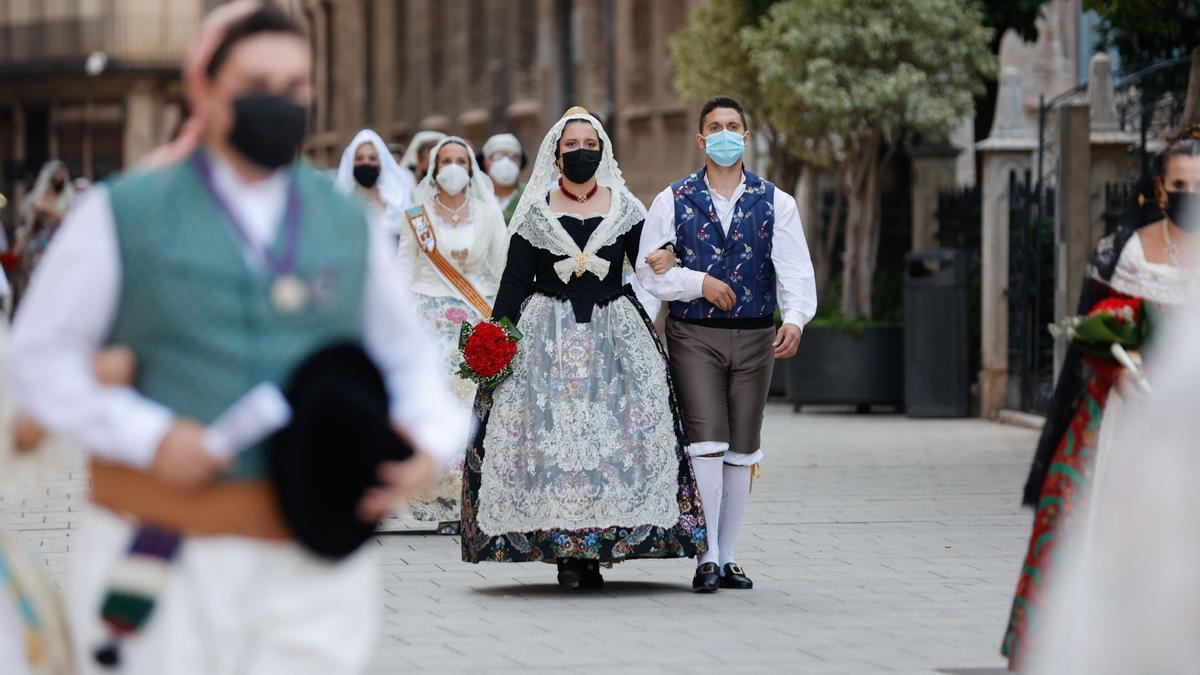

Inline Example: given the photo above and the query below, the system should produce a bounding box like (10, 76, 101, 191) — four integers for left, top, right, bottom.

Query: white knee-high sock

(718, 463, 752, 569)
(690, 455, 724, 566)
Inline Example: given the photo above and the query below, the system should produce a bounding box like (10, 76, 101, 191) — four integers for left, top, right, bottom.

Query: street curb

(994, 409, 1046, 431)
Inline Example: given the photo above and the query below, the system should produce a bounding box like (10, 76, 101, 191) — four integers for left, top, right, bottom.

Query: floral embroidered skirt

(405, 294, 482, 523)
(1002, 373, 1114, 670)
(461, 290, 707, 563)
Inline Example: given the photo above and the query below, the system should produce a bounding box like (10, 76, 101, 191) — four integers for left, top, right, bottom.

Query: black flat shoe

(556, 559, 582, 590)
(579, 560, 604, 590)
(436, 521, 461, 536)
(692, 562, 720, 593)
(719, 563, 754, 589)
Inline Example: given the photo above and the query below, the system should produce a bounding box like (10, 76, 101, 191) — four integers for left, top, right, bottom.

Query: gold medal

(271, 274, 309, 314)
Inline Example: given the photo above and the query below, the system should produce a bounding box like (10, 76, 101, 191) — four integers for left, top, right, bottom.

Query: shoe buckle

(728, 564, 744, 576)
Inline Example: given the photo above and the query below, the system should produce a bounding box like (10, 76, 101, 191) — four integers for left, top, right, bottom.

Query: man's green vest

(106, 154, 368, 478)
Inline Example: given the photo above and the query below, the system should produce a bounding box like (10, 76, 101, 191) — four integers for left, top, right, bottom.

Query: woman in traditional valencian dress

(396, 136, 508, 534)
(1002, 135, 1200, 670)
(398, 130, 447, 186)
(334, 129, 414, 239)
(459, 107, 705, 589)
(12, 161, 76, 308)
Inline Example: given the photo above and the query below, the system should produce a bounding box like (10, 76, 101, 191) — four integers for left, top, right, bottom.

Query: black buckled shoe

(719, 563, 753, 589)
(692, 562, 720, 593)
(556, 559, 582, 590)
(579, 560, 605, 590)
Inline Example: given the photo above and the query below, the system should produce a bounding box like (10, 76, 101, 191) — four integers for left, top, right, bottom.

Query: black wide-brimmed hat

(269, 342, 414, 560)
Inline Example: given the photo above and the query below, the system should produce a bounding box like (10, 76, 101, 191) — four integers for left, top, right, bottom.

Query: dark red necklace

(558, 178, 599, 203)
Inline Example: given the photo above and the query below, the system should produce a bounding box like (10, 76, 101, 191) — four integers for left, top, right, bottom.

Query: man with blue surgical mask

(636, 95, 817, 594)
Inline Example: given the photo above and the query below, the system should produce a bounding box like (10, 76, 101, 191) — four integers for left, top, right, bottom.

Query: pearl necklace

(1162, 218, 1186, 268)
(435, 194, 469, 223)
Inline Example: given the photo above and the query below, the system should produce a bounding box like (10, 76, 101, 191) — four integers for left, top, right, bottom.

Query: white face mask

(435, 163, 470, 195)
(488, 156, 520, 187)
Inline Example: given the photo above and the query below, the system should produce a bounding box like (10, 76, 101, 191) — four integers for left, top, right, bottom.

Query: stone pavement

(1, 403, 1037, 674)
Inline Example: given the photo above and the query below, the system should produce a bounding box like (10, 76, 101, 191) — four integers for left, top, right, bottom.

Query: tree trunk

(812, 169, 842, 302)
(772, 152, 805, 196)
(840, 134, 883, 319)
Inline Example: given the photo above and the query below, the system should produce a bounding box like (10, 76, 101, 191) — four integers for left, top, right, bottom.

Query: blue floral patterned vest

(669, 167, 776, 320)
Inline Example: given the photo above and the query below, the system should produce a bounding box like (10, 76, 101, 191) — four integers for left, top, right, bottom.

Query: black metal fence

(1103, 181, 1138, 235)
(1007, 170, 1057, 413)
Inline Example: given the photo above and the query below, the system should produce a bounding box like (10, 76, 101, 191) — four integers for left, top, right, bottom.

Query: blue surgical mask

(704, 129, 746, 167)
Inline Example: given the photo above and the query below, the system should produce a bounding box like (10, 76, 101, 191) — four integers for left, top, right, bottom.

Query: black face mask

(559, 148, 602, 184)
(51, 178, 66, 192)
(227, 93, 308, 170)
(353, 163, 380, 188)
(1165, 190, 1200, 231)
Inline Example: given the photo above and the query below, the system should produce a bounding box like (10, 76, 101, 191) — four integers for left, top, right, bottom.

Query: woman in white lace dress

(459, 107, 705, 590)
(397, 136, 508, 533)
(334, 129, 414, 240)
(1004, 135, 1200, 669)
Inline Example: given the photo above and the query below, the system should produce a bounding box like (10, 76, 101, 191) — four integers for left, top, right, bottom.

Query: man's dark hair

(698, 96, 747, 132)
(206, 4, 306, 78)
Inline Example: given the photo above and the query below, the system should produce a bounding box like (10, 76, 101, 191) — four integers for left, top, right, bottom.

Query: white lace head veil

(334, 129, 414, 212)
(20, 160, 75, 229)
(506, 107, 645, 266)
(399, 130, 448, 175)
(411, 136, 497, 208)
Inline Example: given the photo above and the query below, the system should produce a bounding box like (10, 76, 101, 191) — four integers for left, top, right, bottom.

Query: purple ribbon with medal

(192, 152, 309, 314)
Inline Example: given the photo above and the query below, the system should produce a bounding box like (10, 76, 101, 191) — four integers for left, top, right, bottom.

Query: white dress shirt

(636, 171, 818, 328)
(7, 151, 471, 470)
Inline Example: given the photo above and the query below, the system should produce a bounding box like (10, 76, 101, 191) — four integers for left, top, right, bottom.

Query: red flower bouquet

(456, 318, 522, 390)
(1049, 293, 1153, 359)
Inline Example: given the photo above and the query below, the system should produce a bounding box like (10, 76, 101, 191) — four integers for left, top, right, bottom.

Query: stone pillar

(1176, 46, 1200, 134)
(1087, 53, 1137, 269)
(975, 67, 1036, 417)
(910, 143, 961, 251)
(123, 80, 160, 167)
(1054, 103, 1091, 374)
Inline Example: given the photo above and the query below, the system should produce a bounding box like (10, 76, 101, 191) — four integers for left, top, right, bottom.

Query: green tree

(746, 0, 995, 317)
(669, 0, 808, 189)
(671, 0, 846, 300)
(1084, 0, 1199, 68)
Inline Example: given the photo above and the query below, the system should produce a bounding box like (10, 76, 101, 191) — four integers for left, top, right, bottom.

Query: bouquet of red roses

(1049, 293, 1153, 359)
(456, 318, 522, 390)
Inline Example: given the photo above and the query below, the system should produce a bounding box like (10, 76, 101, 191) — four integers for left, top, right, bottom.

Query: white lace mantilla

(513, 188, 645, 282)
(1106, 234, 1198, 305)
(506, 110, 647, 280)
(476, 294, 680, 535)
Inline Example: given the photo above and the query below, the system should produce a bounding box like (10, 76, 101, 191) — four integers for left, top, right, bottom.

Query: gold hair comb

(563, 105, 589, 117)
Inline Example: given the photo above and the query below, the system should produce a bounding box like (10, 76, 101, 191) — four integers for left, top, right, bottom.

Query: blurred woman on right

(1002, 132, 1200, 670)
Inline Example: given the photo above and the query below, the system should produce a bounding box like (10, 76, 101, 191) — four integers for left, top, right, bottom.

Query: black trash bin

(904, 248, 970, 417)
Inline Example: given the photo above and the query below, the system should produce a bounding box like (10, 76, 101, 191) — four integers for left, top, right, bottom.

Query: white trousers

(0, 591, 32, 675)
(69, 509, 378, 675)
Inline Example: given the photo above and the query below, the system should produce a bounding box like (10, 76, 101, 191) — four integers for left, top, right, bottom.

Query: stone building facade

(300, 0, 706, 204)
(0, 0, 227, 228)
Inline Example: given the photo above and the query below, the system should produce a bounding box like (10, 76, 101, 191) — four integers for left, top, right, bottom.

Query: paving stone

(1, 404, 1038, 673)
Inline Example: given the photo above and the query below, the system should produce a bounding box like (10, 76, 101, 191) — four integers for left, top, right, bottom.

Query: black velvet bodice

(492, 215, 645, 324)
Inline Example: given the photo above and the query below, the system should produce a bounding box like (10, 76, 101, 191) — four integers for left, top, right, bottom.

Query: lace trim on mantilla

(1106, 233, 1197, 305)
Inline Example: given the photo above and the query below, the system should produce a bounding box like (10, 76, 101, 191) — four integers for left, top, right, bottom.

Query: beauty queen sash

(405, 206, 492, 319)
